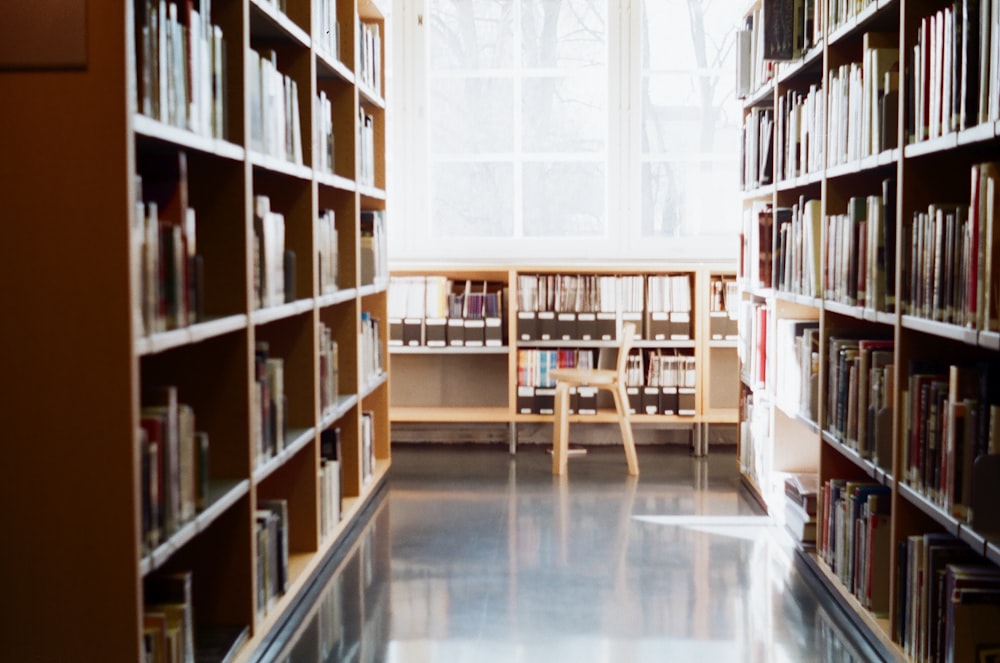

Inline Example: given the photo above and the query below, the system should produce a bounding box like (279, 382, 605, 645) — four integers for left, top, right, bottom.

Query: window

(389, 0, 740, 261)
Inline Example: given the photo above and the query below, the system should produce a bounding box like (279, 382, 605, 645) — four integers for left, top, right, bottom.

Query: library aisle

(252, 446, 883, 662)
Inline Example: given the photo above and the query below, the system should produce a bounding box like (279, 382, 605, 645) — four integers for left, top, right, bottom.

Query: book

(145, 571, 195, 663)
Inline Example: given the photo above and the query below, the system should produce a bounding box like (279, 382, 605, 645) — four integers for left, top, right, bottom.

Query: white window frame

(387, 0, 739, 264)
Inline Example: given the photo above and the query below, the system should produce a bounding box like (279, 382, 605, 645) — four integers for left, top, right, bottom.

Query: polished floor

(254, 445, 884, 663)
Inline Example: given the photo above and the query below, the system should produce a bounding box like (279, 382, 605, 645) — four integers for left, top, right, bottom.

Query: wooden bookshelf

(388, 264, 738, 455)
(0, 0, 390, 661)
(737, 0, 1000, 659)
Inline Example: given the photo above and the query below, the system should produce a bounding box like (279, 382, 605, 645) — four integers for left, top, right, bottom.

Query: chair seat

(548, 367, 617, 387)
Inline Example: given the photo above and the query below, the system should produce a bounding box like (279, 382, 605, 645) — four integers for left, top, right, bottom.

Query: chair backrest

(616, 322, 636, 381)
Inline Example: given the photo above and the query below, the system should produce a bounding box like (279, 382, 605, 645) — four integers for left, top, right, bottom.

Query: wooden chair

(550, 322, 639, 476)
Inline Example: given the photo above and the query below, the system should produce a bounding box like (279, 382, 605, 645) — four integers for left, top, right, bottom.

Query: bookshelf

(737, 0, 1000, 659)
(0, 1, 389, 661)
(388, 264, 738, 455)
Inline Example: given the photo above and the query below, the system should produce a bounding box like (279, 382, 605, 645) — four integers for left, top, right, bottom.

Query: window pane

(640, 0, 740, 242)
(642, 160, 737, 238)
(429, 0, 515, 70)
(431, 77, 514, 154)
(523, 161, 604, 237)
(642, 73, 738, 155)
(641, 0, 736, 71)
(523, 75, 606, 153)
(432, 162, 514, 237)
(521, 0, 607, 69)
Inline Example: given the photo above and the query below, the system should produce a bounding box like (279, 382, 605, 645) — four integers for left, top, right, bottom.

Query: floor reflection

(256, 446, 882, 663)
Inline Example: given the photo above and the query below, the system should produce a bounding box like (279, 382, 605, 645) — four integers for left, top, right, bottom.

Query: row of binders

(517, 274, 692, 315)
(388, 277, 504, 347)
(708, 276, 740, 340)
(516, 273, 692, 341)
(516, 349, 696, 416)
(519, 307, 693, 343)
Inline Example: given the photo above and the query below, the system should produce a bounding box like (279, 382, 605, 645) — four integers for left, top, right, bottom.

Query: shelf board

(878, 148, 901, 166)
(249, 0, 311, 47)
(707, 338, 739, 348)
(391, 406, 512, 423)
(797, 551, 903, 661)
(980, 330, 1000, 351)
(390, 345, 510, 355)
(137, 314, 248, 356)
(895, 481, 991, 556)
(742, 184, 774, 200)
(358, 280, 388, 298)
(742, 79, 775, 109)
(904, 132, 959, 158)
(702, 409, 739, 424)
(253, 428, 315, 483)
(252, 299, 316, 326)
(900, 314, 979, 345)
(316, 288, 357, 308)
(359, 184, 387, 202)
(316, 50, 354, 83)
(775, 42, 823, 84)
(897, 481, 961, 536)
(237, 461, 389, 663)
(316, 170, 356, 192)
(360, 372, 388, 400)
(358, 83, 385, 109)
(249, 150, 313, 180)
(512, 412, 699, 425)
(821, 430, 888, 483)
(862, 308, 896, 325)
(824, 299, 864, 320)
(140, 479, 250, 576)
(740, 472, 770, 513)
(795, 413, 820, 434)
(320, 394, 360, 429)
(133, 114, 245, 161)
(957, 122, 997, 145)
(775, 169, 823, 191)
(775, 400, 818, 429)
(986, 539, 1000, 566)
(634, 338, 696, 348)
(518, 339, 617, 348)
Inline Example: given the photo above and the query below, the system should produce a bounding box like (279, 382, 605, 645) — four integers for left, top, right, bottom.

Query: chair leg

(552, 382, 570, 475)
(612, 383, 639, 476)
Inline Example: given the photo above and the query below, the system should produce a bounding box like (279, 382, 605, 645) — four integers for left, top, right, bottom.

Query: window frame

(387, 0, 739, 263)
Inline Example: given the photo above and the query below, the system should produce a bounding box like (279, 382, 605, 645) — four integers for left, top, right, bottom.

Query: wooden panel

(0, 2, 142, 659)
(0, 1, 88, 69)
